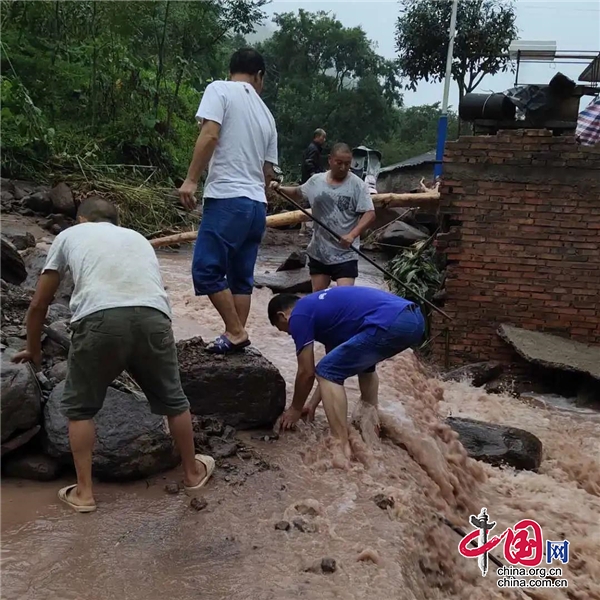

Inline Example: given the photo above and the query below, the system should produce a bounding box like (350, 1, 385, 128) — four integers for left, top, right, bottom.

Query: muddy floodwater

(2, 245, 600, 600)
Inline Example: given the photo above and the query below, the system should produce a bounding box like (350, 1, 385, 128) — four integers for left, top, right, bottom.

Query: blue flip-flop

(206, 334, 251, 355)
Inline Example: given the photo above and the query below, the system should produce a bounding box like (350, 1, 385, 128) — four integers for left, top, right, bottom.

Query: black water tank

(459, 93, 516, 121)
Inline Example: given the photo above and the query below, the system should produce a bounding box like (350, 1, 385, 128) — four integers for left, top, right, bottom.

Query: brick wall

(431, 129, 600, 367)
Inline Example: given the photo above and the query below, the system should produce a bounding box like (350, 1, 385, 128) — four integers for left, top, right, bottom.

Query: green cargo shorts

(62, 307, 190, 420)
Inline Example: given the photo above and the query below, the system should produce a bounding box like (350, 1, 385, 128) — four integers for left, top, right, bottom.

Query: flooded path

(2, 244, 599, 600)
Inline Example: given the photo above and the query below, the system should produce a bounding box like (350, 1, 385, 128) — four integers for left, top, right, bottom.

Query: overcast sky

(254, 0, 600, 109)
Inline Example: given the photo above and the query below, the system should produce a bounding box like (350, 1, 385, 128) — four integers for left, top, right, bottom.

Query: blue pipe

(434, 114, 448, 179)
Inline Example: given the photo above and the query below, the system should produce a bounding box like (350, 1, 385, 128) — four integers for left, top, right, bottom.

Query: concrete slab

(498, 324, 600, 381)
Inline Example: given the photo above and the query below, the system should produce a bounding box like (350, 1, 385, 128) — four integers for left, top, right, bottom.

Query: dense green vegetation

(1, 1, 460, 186)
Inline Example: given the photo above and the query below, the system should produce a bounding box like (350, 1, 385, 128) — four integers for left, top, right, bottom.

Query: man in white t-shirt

(12, 197, 214, 513)
(178, 48, 278, 355)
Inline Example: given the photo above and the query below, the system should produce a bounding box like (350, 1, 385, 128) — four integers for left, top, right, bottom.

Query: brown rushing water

(2, 243, 600, 600)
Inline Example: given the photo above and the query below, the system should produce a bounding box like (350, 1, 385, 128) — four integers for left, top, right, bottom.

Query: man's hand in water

(280, 407, 303, 431)
(11, 349, 41, 368)
(178, 178, 198, 211)
(339, 233, 356, 249)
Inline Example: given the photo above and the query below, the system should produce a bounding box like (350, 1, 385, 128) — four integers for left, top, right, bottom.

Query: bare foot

(331, 439, 352, 469)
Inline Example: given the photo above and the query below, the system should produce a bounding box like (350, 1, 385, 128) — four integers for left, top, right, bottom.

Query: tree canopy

(1, 2, 458, 185)
(257, 10, 403, 177)
(395, 0, 517, 99)
(1, 0, 266, 178)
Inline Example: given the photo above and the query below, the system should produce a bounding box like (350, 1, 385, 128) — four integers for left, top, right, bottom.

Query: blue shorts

(316, 305, 425, 384)
(192, 197, 267, 296)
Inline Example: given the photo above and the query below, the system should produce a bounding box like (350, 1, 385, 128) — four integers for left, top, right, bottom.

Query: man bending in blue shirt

(268, 286, 425, 465)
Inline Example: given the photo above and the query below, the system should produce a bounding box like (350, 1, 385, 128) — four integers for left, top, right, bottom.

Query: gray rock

(275, 520, 291, 531)
(44, 382, 181, 481)
(43, 213, 74, 234)
(190, 497, 208, 511)
(3, 452, 62, 481)
(499, 324, 600, 382)
(1, 237, 27, 285)
(321, 558, 337, 574)
(0, 425, 41, 457)
(48, 360, 69, 383)
(4, 337, 26, 351)
(49, 183, 76, 216)
(46, 303, 72, 324)
(23, 191, 53, 215)
(2, 228, 36, 251)
(378, 221, 428, 248)
(446, 417, 543, 471)
(208, 437, 238, 459)
(12, 181, 37, 200)
(372, 493, 394, 510)
(42, 320, 70, 359)
(22, 246, 74, 304)
(276, 251, 307, 272)
(178, 337, 286, 429)
(293, 517, 318, 533)
(1, 352, 42, 443)
(254, 268, 312, 294)
(442, 361, 504, 388)
(0, 281, 33, 328)
(1, 190, 15, 207)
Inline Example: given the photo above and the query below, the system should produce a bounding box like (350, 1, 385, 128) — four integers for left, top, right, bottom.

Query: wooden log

(150, 191, 440, 249)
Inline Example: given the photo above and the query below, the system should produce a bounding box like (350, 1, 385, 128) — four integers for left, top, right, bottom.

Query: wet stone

(373, 493, 395, 510)
(293, 517, 317, 533)
(304, 558, 337, 574)
(208, 437, 238, 459)
(190, 497, 208, 511)
(275, 520, 291, 531)
(164, 483, 180, 495)
(321, 558, 337, 574)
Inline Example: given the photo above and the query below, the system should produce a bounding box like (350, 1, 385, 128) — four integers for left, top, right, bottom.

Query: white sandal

(184, 454, 215, 493)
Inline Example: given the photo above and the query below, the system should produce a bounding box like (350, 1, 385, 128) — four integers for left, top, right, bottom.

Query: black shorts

(308, 257, 358, 281)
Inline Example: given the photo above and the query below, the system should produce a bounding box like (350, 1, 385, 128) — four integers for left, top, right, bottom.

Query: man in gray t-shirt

(273, 142, 375, 292)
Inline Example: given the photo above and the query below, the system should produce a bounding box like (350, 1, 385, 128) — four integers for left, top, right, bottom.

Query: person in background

(12, 197, 214, 513)
(268, 287, 425, 466)
(301, 128, 326, 184)
(178, 48, 278, 355)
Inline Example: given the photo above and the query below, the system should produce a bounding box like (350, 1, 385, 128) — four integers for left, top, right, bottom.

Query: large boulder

(1, 237, 27, 285)
(446, 417, 543, 471)
(49, 183, 76, 216)
(378, 221, 428, 248)
(254, 268, 312, 294)
(177, 337, 286, 429)
(442, 361, 504, 388)
(22, 246, 74, 304)
(44, 382, 181, 481)
(1, 350, 42, 443)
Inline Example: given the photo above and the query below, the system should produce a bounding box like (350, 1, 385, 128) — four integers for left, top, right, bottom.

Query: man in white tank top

(178, 48, 278, 355)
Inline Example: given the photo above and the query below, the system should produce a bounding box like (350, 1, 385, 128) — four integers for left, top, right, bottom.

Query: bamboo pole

(150, 191, 440, 249)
